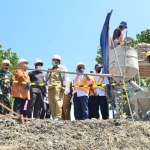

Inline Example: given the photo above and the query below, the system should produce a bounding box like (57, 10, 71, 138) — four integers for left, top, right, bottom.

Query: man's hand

(47, 67, 52, 73)
(90, 87, 97, 96)
(25, 82, 31, 90)
(61, 87, 65, 92)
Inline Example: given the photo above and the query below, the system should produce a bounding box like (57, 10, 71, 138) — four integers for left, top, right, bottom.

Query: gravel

(0, 118, 150, 150)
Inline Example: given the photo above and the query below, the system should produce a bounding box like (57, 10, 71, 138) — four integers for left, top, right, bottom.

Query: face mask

(78, 67, 85, 73)
(24, 64, 28, 68)
(97, 69, 101, 73)
(37, 66, 42, 70)
(95, 67, 101, 73)
(52, 61, 56, 67)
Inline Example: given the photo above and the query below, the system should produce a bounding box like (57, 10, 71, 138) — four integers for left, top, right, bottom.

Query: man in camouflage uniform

(0, 60, 13, 114)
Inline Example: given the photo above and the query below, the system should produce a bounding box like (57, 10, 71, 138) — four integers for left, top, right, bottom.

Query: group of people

(0, 21, 128, 120)
(0, 56, 109, 120)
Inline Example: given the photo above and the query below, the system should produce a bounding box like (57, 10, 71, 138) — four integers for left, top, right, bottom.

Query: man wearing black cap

(88, 64, 109, 120)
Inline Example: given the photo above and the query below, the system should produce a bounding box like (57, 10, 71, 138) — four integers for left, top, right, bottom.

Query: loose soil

(0, 118, 150, 150)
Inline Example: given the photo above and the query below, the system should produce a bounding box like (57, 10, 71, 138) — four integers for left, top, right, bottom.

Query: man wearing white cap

(0, 60, 13, 114)
(27, 59, 47, 119)
(46, 54, 69, 121)
(73, 62, 91, 120)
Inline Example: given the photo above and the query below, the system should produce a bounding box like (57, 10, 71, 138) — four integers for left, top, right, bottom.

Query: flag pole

(108, 10, 113, 72)
(108, 10, 113, 55)
(107, 10, 115, 118)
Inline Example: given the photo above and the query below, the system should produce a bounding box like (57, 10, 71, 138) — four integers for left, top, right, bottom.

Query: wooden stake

(0, 103, 20, 117)
(0, 114, 19, 119)
(20, 114, 24, 124)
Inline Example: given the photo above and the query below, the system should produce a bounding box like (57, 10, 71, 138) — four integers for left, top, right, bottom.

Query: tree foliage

(0, 44, 19, 73)
(130, 29, 150, 47)
(95, 47, 102, 64)
(131, 29, 150, 87)
(140, 78, 150, 87)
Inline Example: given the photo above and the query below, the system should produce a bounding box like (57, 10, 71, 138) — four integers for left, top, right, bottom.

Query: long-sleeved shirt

(46, 65, 69, 87)
(28, 71, 46, 93)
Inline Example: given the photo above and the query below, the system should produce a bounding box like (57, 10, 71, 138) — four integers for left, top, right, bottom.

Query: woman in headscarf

(12, 59, 30, 115)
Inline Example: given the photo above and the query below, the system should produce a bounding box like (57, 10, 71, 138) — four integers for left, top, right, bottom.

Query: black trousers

(44, 103, 51, 119)
(88, 98, 92, 119)
(88, 96, 109, 120)
(13, 98, 26, 115)
(27, 92, 46, 118)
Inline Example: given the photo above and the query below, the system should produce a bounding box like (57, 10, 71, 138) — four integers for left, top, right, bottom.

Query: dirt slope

(0, 118, 150, 150)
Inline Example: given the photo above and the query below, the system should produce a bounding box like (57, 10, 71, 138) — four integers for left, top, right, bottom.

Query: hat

(146, 51, 150, 57)
(95, 64, 102, 68)
(34, 59, 43, 66)
(52, 55, 61, 61)
(2, 60, 10, 64)
(17, 59, 29, 65)
(120, 21, 127, 28)
(77, 62, 85, 68)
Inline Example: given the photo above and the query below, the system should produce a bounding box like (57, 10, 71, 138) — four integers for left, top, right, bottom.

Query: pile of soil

(0, 118, 150, 150)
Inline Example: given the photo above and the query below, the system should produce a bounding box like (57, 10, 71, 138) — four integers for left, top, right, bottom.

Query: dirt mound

(0, 118, 150, 150)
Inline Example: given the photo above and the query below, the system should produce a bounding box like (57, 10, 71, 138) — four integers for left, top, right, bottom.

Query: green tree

(95, 47, 102, 64)
(136, 29, 150, 43)
(90, 47, 103, 73)
(0, 44, 19, 73)
(0, 44, 19, 110)
(130, 29, 150, 47)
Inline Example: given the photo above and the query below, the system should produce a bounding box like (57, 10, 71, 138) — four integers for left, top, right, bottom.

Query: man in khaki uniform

(62, 79, 72, 120)
(46, 54, 69, 121)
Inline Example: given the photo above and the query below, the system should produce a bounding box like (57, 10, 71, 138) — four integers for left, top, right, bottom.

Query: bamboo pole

(0, 103, 20, 117)
(0, 114, 33, 121)
(0, 65, 125, 78)
(0, 114, 19, 119)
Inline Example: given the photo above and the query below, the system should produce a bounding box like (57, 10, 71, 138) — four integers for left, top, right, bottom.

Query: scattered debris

(0, 118, 150, 150)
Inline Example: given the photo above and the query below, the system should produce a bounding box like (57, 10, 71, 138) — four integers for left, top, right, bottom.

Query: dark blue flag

(100, 10, 112, 74)
(100, 11, 113, 101)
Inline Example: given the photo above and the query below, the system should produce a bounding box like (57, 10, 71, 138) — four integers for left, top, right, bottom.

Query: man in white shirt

(89, 64, 109, 119)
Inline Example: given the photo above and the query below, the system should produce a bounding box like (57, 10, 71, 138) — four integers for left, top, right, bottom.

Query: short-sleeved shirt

(113, 28, 121, 40)
(92, 76, 109, 96)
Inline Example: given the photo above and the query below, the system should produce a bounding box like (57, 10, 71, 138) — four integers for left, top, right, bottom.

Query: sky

(0, 0, 150, 81)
